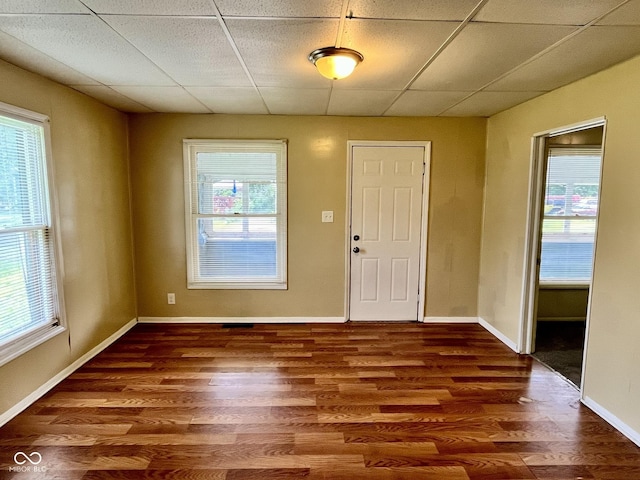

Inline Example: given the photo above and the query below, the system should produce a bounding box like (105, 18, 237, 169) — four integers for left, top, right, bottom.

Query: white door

(349, 145, 426, 321)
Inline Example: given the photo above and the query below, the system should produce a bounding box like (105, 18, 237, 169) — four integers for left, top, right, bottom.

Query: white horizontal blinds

(187, 141, 287, 287)
(0, 114, 57, 346)
(540, 147, 602, 283)
(194, 149, 278, 215)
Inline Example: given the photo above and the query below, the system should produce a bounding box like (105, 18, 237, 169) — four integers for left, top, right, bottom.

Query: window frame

(0, 101, 66, 367)
(183, 139, 288, 290)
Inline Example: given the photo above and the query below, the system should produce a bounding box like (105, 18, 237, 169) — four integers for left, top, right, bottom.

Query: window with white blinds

(0, 103, 65, 366)
(540, 146, 602, 284)
(183, 139, 287, 289)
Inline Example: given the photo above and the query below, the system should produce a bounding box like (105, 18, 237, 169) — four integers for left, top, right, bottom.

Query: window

(539, 146, 602, 284)
(183, 139, 287, 289)
(0, 102, 65, 366)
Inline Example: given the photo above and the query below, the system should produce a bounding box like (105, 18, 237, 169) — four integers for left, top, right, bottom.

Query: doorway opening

(521, 119, 606, 389)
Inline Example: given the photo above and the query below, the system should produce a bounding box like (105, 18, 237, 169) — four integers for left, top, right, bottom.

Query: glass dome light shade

(309, 47, 363, 80)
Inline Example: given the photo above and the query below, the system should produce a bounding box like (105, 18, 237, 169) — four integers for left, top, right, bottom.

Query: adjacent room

(1, 1, 640, 478)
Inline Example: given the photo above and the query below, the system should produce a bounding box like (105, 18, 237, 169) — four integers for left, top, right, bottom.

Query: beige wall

(548, 126, 604, 146)
(129, 115, 486, 319)
(480, 54, 640, 433)
(0, 60, 136, 417)
(537, 287, 588, 321)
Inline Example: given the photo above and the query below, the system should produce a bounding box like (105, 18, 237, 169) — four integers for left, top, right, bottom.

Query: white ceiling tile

(0, 0, 89, 13)
(259, 87, 329, 115)
(110, 86, 210, 112)
(337, 19, 459, 90)
(327, 89, 398, 116)
(441, 91, 544, 117)
(185, 87, 268, 114)
(226, 19, 338, 88)
(216, 0, 342, 18)
(0, 15, 175, 86)
(349, 0, 480, 21)
(475, 0, 622, 25)
(1, 2, 640, 116)
(411, 23, 578, 91)
(102, 16, 250, 87)
(80, 0, 215, 15)
(598, 0, 640, 25)
(385, 91, 471, 116)
(70, 85, 153, 112)
(486, 25, 640, 92)
(0, 30, 100, 85)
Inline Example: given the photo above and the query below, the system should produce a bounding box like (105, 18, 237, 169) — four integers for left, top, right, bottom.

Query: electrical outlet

(167, 293, 175, 304)
(322, 210, 334, 223)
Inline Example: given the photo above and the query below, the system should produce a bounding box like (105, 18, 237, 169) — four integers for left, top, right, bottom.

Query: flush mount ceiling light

(308, 47, 364, 80)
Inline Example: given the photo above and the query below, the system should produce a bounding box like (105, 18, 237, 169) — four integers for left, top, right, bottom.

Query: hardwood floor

(1, 322, 639, 479)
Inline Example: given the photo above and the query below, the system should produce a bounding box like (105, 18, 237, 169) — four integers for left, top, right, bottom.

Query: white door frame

(519, 117, 606, 391)
(345, 140, 431, 322)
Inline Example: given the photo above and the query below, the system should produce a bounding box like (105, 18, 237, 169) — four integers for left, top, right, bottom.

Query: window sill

(188, 282, 287, 290)
(0, 324, 67, 367)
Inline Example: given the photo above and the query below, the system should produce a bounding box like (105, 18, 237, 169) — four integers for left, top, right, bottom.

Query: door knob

(353, 247, 360, 253)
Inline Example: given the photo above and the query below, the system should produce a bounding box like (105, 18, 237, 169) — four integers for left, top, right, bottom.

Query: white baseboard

(582, 395, 640, 447)
(422, 316, 479, 323)
(421, 316, 519, 353)
(0, 318, 138, 428)
(138, 316, 346, 324)
(478, 317, 519, 352)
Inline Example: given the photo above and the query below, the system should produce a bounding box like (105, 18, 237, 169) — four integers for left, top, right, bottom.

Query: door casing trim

(520, 117, 607, 396)
(345, 140, 431, 322)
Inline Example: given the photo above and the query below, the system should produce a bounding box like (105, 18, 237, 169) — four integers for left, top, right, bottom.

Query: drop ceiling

(1, 0, 640, 117)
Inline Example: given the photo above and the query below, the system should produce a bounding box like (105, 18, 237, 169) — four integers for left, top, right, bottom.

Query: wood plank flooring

(1, 322, 639, 479)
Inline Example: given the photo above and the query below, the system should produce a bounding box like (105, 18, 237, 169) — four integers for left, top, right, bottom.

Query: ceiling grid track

(436, 0, 634, 116)
(0, 3, 152, 113)
(208, 0, 271, 115)
(1, 0, 639, 116)
(325, 0, 353, 115)
(0, 26, 147, 110)
(335, 0, 351, 48)
(77, 0, 212, 113)
(381, 0, 491, 117)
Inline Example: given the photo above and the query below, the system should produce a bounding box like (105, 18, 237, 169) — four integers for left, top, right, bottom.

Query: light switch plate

(321, 211, 334, 223)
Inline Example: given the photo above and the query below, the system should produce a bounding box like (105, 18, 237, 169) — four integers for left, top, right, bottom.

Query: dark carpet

(532, 321, 585, 387)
